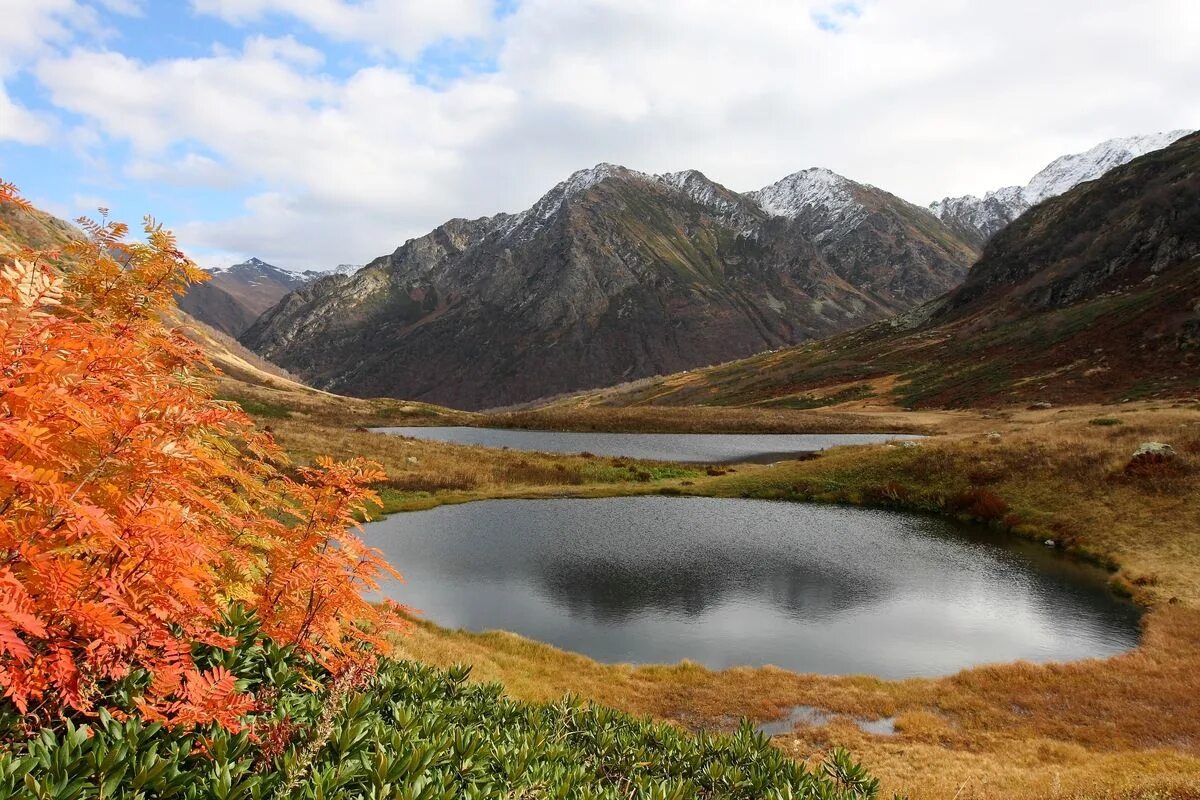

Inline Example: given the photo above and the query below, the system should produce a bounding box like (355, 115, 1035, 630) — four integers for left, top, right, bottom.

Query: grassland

(231, 381, 1200, 800)
(478, 404, 937, 435)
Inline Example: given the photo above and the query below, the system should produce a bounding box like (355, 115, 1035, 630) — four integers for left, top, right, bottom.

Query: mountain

(178, 258, 314, 337)
(750, 167, 976, 304)
(241, 164, 978, 409)
(0, 198, 79, 256)
(931, 130, 1192, 246)
(178, 258, 365, 336)
(579, 132, 1200, 410)
(0, 202, 319, 396)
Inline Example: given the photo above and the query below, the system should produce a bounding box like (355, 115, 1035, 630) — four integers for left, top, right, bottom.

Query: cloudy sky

(1, 0, 1196, 270)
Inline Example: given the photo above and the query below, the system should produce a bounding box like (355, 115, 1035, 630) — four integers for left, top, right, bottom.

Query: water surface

(362, 497, 1140, 678)
(373, 426, 918, 463)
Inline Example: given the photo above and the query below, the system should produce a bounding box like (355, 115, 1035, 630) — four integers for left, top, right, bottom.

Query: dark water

(362, 497, 1141, 678)
(372, 426, 920, 463)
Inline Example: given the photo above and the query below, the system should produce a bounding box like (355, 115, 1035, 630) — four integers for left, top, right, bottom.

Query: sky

(0, 0, 1197, 271)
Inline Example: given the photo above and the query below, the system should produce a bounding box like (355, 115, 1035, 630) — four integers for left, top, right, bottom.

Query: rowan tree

(0, 181, 405, 729)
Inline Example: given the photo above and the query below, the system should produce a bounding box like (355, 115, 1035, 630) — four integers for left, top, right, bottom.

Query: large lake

(372, 426, 920, 463)
(362, 497, 1140, 678)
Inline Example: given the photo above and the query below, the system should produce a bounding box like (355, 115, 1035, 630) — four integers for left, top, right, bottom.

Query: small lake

(372, 426, 919, 463)
(362, 497, 1141, 678)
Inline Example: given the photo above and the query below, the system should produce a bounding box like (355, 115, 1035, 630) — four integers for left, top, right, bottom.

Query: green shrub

(1, 614, 880, 800)
(216, 394, 293, 419)
(1088, 417, 1123, 426)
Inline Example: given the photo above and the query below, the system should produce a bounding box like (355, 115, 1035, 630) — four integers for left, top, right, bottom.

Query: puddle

(755, 705, 897, 738)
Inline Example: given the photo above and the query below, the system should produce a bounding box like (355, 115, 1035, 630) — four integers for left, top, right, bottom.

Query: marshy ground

(225, 376, 1200, 799)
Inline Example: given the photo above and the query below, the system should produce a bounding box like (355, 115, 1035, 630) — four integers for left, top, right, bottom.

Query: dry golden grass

(231, 380, 1200, 799)
(373, 402, 1200, 799)
(480, 404, 942, 435)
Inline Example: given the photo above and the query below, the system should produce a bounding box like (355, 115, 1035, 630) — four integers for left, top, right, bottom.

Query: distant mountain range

(582, 131, 1200, 409)
(178, 258, 362, 336)
(240, 163, 978, 409)
(930, 130, 1191, 246)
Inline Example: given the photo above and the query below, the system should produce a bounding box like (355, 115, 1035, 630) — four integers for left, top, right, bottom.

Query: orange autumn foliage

(0, 182, 406, 727)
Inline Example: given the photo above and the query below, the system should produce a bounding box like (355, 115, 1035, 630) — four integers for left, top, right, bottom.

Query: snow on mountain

(499, 163, 760, 240)
(930, 130, 1193, 244)
(1022, 130, 1191, 204)
(747, 168, 860, 220)
(208, 257, 365, 284)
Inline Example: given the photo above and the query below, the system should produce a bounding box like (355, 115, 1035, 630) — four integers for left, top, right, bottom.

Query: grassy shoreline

(240, 392, 1200, 799)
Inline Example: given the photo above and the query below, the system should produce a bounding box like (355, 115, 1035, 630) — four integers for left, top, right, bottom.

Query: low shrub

(1, 615, 882, 800)
(953, 487, 1009, 520)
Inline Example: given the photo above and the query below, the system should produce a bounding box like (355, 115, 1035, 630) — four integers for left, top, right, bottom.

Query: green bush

(1088, 417, 1123, 426)
(1, 613, 880, 800)
(215, 394, 293, 419)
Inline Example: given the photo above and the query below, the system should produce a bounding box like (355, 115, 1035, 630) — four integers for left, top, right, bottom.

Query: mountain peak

(1021, 129, 1191, 204)
(748, 167, 858, 219)
(561, 163, 646, 194)
(930, 129, 1194, 244)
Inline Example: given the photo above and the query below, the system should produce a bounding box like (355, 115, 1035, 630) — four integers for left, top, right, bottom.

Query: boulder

(1133, 442, 1176, 458)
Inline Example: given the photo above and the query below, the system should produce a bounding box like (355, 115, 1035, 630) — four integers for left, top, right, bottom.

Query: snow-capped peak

(516, 163, 646, 225)
(1022, 130, 1190, 204)
(930, 129, 1193, 241)
(747, 168, 859, 219)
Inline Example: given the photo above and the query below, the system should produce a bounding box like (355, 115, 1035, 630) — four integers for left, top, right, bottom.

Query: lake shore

(237, 386, 1200, 799)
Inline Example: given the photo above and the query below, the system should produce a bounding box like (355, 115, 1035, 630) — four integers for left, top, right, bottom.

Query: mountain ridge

(574, 131, 1200, 410)
(930, 129, 1192, 246)
(241, 161, 979, 409)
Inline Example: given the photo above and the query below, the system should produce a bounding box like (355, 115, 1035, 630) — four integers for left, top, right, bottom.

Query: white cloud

(25, 0, 1200, 268)
(0, 0, 96, 143)
(241, 34, 326, 68)
(0, 87, 56, 144)
(191, 0, 495, 58)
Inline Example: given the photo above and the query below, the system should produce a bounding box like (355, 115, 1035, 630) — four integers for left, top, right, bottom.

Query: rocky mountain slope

(577, 131, 1200, 409)
(0, 198, 79, 256)
(243, 164, 977, 409)
(178, 257, 330, 337)
(931, 130, 1191, 246)
(0, 200, 316, 395)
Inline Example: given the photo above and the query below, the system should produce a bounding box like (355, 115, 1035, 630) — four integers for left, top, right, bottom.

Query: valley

(3, 106, 1197, 799)
(6, 3, 1200, 798)
(233, 380, 1200, 800)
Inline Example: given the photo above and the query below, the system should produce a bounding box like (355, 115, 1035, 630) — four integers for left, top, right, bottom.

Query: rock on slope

(930, 130, 1192, 247)
(242, 164, 977, 409)
(581, 131, 1200, 409)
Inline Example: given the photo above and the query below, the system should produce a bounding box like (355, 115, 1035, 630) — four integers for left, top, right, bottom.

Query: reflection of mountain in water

(358, 496, 1141, 676)
(537, 551, 885, 623)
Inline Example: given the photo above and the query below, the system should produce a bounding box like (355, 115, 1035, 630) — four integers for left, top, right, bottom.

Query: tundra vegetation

(0, 184, 878, 799)
(236, 389, 1200, 799)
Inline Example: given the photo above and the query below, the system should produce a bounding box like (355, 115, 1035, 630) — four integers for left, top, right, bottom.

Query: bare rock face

(242, 165, 978, 409)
